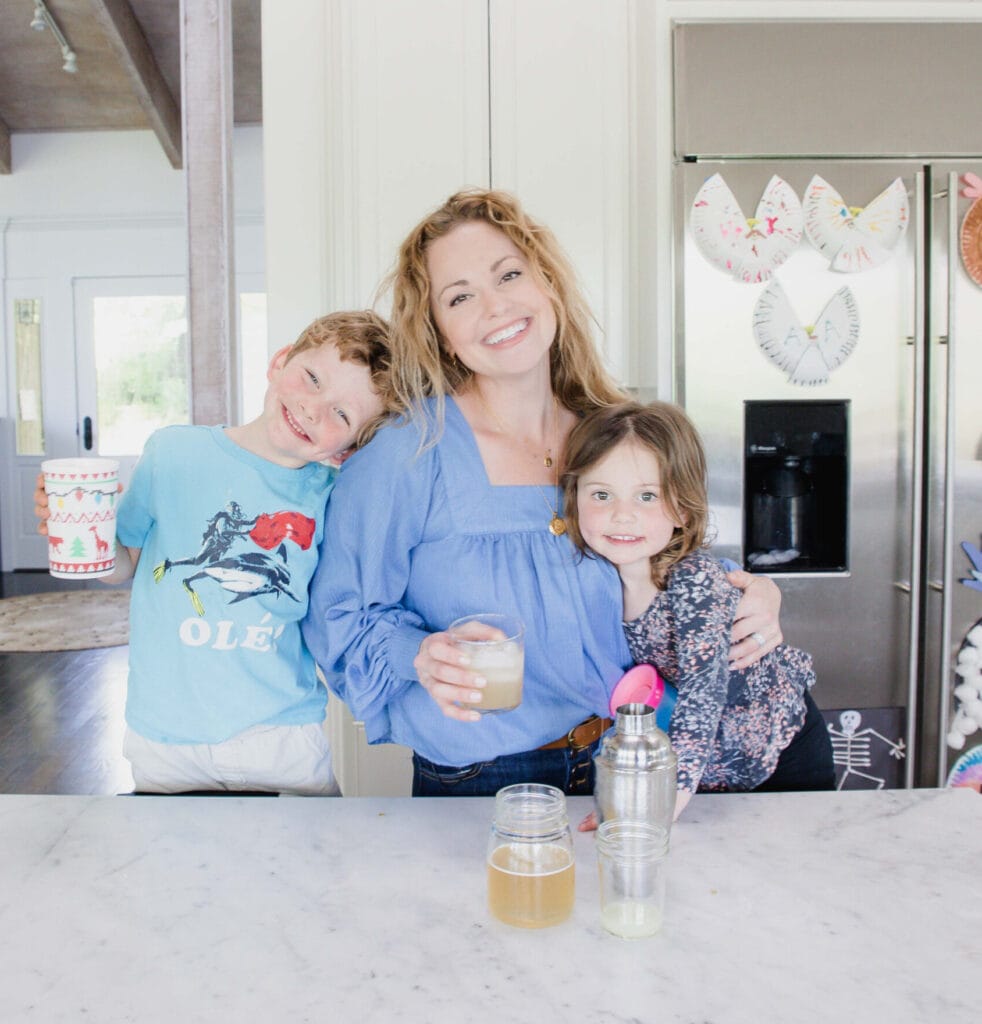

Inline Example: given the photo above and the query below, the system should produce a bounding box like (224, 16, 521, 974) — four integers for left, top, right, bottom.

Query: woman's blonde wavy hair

(560, 401, 713, 591)
(379, 188, 625, 444)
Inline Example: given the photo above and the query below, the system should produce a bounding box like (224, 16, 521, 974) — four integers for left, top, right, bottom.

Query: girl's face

(576, 439, 683, 574)
(425, 220, 557, 384)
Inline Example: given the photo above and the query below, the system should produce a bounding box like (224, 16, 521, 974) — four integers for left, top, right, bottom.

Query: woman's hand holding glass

(413, 631, 486, 722)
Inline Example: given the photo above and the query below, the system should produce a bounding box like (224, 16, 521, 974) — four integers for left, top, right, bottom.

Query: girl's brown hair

(560, 401, 712, 590)
(381, 188, 625, 443)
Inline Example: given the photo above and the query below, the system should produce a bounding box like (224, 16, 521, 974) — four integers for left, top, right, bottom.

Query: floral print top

(622, 549, 814, 793)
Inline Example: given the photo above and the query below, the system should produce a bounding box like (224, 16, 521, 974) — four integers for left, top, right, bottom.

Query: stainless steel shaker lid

(596, 703, 677, 771)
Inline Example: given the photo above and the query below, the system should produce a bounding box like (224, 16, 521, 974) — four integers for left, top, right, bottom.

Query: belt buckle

(567, 714, 600, 752)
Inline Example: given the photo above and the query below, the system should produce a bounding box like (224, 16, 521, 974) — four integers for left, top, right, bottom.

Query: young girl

(561, 400, 835, 819)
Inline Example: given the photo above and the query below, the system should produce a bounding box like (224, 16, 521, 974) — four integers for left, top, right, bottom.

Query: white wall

(0, 127, 265, 424)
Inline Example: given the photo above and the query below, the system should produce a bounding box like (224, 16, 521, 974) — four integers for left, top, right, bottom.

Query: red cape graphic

(248, 511, 316, 551)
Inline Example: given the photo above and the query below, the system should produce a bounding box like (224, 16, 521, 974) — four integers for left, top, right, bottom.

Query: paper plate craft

(946, 745, 982, 791)
(689, 173, 802, 283)
(752, 280, 860, 386)
(959, 173, 982, 287)
(803, 175, 909, 272)
(947, 618, 982, 753)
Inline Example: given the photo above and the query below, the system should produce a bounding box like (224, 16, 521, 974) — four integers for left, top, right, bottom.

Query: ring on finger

(750, 631, 766, 648)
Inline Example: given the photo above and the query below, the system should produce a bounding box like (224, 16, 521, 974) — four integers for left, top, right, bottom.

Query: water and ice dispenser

(743, 400, 849, 574)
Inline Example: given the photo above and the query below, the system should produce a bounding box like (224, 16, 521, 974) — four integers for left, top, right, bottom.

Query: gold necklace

(475, 391, 567, 536)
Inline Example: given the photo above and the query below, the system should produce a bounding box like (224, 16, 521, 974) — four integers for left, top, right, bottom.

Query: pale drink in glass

(449, 613, 524, 714)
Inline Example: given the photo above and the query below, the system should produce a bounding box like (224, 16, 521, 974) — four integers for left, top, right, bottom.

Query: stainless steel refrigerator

(674, 159, 982, 789)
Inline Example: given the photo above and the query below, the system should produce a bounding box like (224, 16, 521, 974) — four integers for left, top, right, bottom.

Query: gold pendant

(544, 454, 553, 468)
(549, 515, 567, 536)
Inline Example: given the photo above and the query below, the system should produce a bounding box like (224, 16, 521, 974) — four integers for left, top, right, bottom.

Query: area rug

(0, 589, 130, 653)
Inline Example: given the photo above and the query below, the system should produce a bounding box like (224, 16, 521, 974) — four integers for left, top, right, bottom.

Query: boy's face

(263, 342, 383, 466)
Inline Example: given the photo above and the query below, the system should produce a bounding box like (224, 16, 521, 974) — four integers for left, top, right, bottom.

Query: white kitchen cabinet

(490, 0, 634, 384)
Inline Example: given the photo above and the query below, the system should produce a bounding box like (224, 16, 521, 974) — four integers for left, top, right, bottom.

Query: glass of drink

(487, 783, 575, 929)
(596, 820, 668, 939)
(448, 613, 524, 714)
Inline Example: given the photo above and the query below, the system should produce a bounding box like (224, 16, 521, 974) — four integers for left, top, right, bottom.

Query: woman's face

(425, 220, 558, 384)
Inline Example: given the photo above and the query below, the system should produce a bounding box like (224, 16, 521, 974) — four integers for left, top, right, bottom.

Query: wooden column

(180, 0, 237, 426)
(0, 116, 11, 174)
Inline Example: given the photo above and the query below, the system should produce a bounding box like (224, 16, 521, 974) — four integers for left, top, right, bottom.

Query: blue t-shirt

(116, 425, 333, 744)
(302, 398, 632, 766)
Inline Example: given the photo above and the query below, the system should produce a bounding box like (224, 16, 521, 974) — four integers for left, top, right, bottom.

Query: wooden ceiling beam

(89, 0, 182, 168)
(0, 116, 10, 174)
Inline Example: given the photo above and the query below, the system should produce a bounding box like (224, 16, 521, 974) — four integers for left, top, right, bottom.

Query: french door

(1, 277, 189, 571)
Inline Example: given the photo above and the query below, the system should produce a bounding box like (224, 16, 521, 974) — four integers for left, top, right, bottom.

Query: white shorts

(123, 722, 341, 796)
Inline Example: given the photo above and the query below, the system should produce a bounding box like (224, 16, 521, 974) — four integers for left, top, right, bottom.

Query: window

(14, 298, 45, 456)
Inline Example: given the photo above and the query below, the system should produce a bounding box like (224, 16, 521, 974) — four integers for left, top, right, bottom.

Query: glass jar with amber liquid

(487, 783, 575, 928)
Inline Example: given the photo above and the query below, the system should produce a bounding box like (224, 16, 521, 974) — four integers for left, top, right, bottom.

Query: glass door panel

(74, 277, 189, 484)
(13, 298, 45, 456)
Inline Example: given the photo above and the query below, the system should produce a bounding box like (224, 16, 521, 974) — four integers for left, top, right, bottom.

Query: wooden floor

(0, 572, 134, 794)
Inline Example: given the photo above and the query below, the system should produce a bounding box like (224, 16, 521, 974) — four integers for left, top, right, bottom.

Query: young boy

(35, 311, 392, 795)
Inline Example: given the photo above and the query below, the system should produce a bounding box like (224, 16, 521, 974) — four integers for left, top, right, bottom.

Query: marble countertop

(1, 788, 979, 1023)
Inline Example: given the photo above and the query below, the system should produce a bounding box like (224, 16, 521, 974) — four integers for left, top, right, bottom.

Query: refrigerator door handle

(904, 172, 927, 790)
(934, 174, 960, 784)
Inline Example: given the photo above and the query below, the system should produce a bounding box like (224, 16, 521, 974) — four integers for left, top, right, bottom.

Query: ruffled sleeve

(302, 419, 436, 740)
(659, 555, 738, 792)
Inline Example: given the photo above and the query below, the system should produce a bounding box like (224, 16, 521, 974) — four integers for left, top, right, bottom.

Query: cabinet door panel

(491, 0, 633, 383)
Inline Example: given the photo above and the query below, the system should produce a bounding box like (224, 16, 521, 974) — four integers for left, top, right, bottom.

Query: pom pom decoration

(947, 730, 967, 751)
(956, 644, 981, 667)
(689, 173, 803, 284)
(949, 618, 982, 751)
(954, 683, 981, 702)
(752, 280, 859, 386)
(963, 698, 982, 723)
(803, 176, 909, 272)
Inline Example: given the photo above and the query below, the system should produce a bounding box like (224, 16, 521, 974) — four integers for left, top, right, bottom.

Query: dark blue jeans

(754, 690, 836, 792)
(412, 741, 601, 797)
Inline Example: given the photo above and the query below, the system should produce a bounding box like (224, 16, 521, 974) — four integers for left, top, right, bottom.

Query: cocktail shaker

(593, 702, 677, 839)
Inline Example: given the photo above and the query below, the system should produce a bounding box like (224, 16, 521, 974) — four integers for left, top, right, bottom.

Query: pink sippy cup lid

(609, 664, 665, 717)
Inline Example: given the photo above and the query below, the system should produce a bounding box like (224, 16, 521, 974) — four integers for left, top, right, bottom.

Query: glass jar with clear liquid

(487, 783, 575, 928)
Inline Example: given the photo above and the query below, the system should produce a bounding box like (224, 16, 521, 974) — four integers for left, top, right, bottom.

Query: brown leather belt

(539, 714, 613, 751)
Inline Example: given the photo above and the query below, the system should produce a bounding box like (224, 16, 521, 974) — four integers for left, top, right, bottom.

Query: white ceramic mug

(41, 458, 120, 579)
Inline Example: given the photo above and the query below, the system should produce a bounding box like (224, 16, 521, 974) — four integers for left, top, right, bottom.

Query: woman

(303, 189, 782, 796)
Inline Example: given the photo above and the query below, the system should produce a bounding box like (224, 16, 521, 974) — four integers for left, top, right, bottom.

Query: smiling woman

(302, 189, 785, 799)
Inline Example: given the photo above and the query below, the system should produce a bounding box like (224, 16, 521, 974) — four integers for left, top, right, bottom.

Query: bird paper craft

(961, 540, 982, 593)
(752, 280, 860, 386)
(948, 619, 982, 758)
(689, 173, 803, 283)
(959, 173, 982, 287)
(803, 176, 909, 272)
